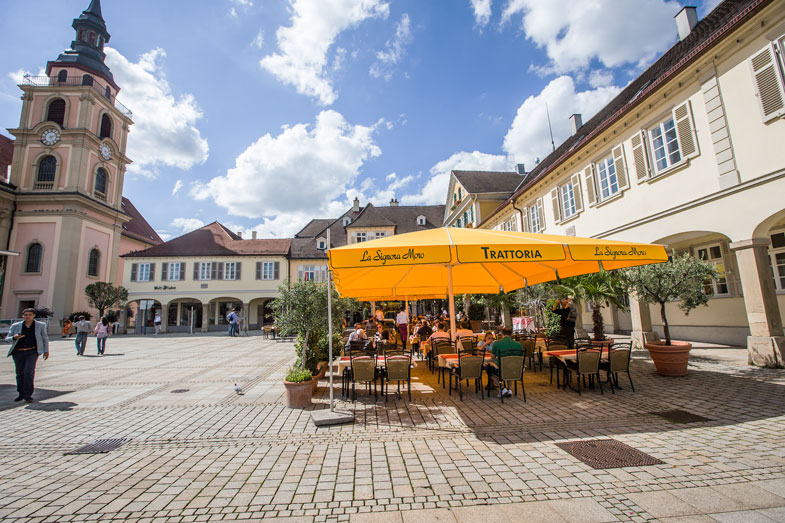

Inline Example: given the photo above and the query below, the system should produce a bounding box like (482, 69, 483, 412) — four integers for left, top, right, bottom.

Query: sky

(0, 0, 722, 241)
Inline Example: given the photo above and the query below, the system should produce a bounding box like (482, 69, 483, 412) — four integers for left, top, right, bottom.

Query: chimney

(352, 197, 360, 212)
(569, 113, 583, 135)
(252, 231, 257, 240)
(515, 163, 526, 175)
(389, 198, 399, 207)
(675, 6, 698, 41)
(237, 231, 243, 238)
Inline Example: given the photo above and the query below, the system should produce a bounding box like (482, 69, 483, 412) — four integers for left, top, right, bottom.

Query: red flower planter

(645, 341, 692, 377)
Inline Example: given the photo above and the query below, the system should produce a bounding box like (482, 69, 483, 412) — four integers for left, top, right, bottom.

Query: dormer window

(417, 215, 426, 226)
(342, 216, 351, 226)
(317, 238, 327, 250)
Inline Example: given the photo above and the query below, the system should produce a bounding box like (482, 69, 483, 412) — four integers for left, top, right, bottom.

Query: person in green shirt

(487, 327, 523, 398)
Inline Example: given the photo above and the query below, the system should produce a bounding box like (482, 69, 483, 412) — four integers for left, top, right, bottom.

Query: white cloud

(501, 0, 680, 74)
(172, 180, 184, 196)
(469, 0, 492, 28)
(401, 151, 512, 206)
(502, 75, 621, 168)
(261, 0, 390, 105)
(251, 30, 264, 49)
(588, 69, 614, 88)
(106, 48, 209, 179)
(370, 13, 413, 80)
(8, 67, 45, 84)
(170, 217, 206, 234)
(191, 110, 381, 236)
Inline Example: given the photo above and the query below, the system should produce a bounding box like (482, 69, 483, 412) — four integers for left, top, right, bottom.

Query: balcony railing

(34, 182, 54, 190)
(21, 75, 133, 119)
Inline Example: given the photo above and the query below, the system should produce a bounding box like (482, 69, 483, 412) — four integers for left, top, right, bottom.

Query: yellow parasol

(328, 227, 667, 337)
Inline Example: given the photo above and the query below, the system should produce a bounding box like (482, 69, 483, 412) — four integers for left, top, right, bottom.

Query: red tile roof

(121, 197, 163, 246)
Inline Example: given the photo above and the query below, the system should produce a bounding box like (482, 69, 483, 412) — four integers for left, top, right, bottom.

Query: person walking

(153, 311, 162, 335)
(6, 308, 49, 402)
(395, 306, 409, 346)
(93, 316, 110, 355)
(227, 308, 239, 337)
(74, 315, 92, 356)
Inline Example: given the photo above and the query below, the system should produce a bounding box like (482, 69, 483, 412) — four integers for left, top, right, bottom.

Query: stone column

(159, 301, 170, 334)
(243, 302, 251, 333)
(730, 238, 785, 367)
(201, 303, 209, 333)
(629, 293, 659, 349)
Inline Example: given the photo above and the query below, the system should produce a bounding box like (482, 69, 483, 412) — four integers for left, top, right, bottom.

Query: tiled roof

(481, 0, 768, 226)
(295, 219, 334, 238)
(122, 221, 290, 258)
(375, 205, 446, 234)
(121, 198, 163, 246)
(453, 170, 522, 194)
(348, 203, 396, 228)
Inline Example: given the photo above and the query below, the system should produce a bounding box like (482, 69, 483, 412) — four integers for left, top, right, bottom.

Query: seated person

(417, 320, 433, 339)
(478, 331, 495, 352)
(486, 327, 523, 398)
(455, 320, 475, 340)
(346, 323, 367, 349)
(428, 322, 450, 343)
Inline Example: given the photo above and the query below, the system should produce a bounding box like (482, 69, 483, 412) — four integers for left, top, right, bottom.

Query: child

(61, 318, 72, 338)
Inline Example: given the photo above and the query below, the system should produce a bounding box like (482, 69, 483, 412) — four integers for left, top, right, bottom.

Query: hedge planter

(284, 380, 313, 408)
(645, 341, 692, 377)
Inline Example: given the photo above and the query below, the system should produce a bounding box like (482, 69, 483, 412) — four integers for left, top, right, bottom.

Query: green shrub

(285, 365, 312, 383)
(545, 299, 562, 337)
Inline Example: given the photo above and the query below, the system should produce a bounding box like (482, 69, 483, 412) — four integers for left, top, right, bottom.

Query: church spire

(85, 0, 104, 19)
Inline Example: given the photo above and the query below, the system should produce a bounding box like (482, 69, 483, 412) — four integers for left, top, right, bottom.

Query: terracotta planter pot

(645, 341, 692, 377)
(283, 380, 312, 408)
(311, 375, 320, 393)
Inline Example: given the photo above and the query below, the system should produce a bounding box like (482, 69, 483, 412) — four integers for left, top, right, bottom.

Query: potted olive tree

(621, 254, 716, 376)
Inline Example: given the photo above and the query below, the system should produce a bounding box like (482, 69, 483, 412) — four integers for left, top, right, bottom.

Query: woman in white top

(93, 316, 111, 355)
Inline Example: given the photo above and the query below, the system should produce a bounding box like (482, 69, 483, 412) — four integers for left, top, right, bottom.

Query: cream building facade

(122, 222, 290, 333)
(479, 0, 785, 365)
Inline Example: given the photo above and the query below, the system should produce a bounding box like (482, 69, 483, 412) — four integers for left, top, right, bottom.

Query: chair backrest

(608, 342, 632, 372)
(435, 339, 455, 355)
(459, 336, 476, 352)
(577, 348, 601, 373)
(499, 355, 524, 381)
(547, 336, 568, 350)
(386, 355, 411, 381)
(351, 357, 376, 382)
(520, 339, 536, 358)
(349, 340, 368, 352)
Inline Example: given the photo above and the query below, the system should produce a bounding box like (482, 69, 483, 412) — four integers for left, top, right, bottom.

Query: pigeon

(233, 383, 244, 395)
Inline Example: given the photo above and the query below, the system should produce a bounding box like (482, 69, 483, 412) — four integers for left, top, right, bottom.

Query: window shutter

(612, 145, 629, 190)
(131, 263, 137, 282)
(567, 174, 582, 213)
(631, 131, 650, 182)
(584, 165, 597, 206)
(236, 262, 241, 280)
(256, 262, 262, 280)
(536, 198, 545, 230)
(180, 262, 185, 280)
(211, 262, 217, 280)
(521, 207, 529, 233)
(217, 262, 224, 280)
(149, 263, 155, 281)
(750, 44, 785, 122)
(161, 263, 168, 281)
(274, 261, 280, 279)
(550, 188, 561, 225)
(672, 101, 698, 159)
(194, 262, 199, 280)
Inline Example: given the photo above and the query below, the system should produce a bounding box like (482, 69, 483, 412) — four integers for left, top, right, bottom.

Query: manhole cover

(66, 438, 131, 455)
(171, 389, 190, 394)
(653, 409, 711, 424)
(556, 439, 664, 469)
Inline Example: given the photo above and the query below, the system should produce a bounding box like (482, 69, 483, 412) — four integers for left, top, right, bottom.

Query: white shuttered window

(750, 39, 785, 122)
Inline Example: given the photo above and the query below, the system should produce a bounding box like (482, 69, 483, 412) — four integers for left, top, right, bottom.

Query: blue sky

(0, 0, 721, 240)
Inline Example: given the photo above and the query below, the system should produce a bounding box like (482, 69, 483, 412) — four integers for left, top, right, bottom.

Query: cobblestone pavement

(1, 334, 785, 522)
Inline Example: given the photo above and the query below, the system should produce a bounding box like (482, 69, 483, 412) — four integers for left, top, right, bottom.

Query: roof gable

(452, 170, 522, 194)
(121, 197, 163, 246)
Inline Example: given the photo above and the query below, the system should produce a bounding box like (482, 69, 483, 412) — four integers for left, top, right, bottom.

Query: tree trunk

(592, 304, 604, 341)
(302, 329, 309, 369)
(463, 294, 471, 320)
(660, 303, 671, 346)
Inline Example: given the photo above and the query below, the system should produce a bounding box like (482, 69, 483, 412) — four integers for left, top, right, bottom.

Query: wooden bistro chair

(433, 339, 456, 386)
(383, 346, 413, 401)
(520, 338, 541, 372)
(343, 340, 369, 396)
(546, 336, 569, 387)
(564, 344, 603, 395)
(600, 342, 634, 393)
(349, 348, 379, 402)
(451, 343, 485, 400)
(498, 347, 526, 403)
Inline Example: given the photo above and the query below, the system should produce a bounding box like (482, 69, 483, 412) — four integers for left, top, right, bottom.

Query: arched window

(57, 70, 68, 84)
(87, 249, 100, 277)
(46, 99, 66, 126)
(99, 114, 112, 139)
(95, 168, 107, 196)
(78, 29, 86, 41)
(104, 86, 111, 100)
(82, 74, 94, 86)
(36, 156, 56, 187)
(88, 31, 97, 45)
(25, 243, 42, 273)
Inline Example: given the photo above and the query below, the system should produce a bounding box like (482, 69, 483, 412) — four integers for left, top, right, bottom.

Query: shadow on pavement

(0, 384, 75, 411)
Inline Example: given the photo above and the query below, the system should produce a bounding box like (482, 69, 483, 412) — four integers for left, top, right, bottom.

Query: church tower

(2, 0, 134, 326)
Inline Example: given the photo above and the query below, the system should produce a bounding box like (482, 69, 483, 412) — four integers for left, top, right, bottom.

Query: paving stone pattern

(1, 334, 785, 522)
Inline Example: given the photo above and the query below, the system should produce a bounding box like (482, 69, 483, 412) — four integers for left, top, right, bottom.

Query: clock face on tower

(100, 143, 112, 161)
(41, 127, 60, 146)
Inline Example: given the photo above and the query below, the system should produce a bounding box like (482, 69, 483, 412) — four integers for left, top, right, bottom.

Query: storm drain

(556, 439, 664, 469)
(653, 409, 711, 424)
(171, 389, 190, 394)
(65, 438, 131, 455)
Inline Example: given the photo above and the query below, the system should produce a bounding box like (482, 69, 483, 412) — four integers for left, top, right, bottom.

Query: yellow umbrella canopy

(329, 227, 668, 298)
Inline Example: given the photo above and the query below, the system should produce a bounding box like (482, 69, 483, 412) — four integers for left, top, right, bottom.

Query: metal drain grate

(65, 438, 131, 455)
(171, 389, 190, 393)
(653, 409, 711, 424)
(556, 439, 664, 469)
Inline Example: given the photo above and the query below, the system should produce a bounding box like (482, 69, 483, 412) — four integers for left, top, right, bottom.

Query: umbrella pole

(447, 265, 457, 342)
